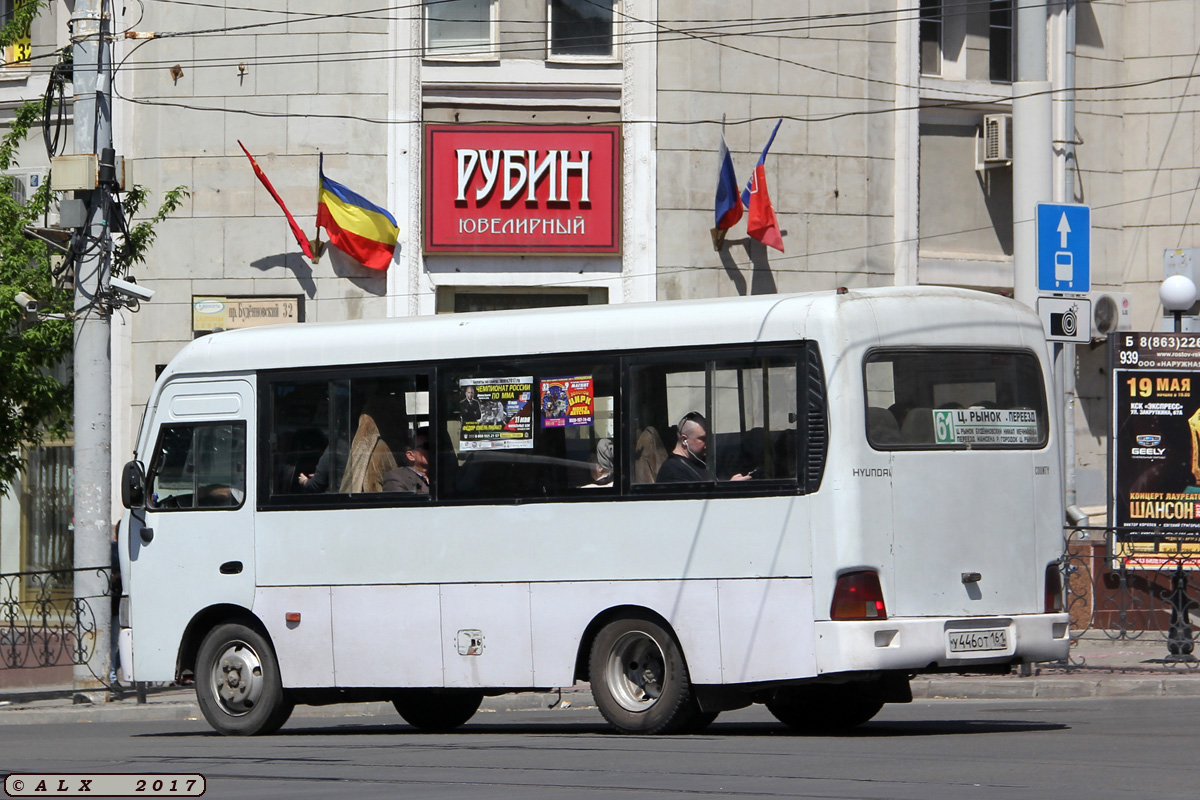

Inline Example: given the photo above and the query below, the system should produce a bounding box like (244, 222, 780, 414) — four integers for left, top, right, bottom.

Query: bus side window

(148, 422, 246, 510)
(441, 360, 615, 500)
(629, 355, 799, 486)
(267, 374, 431, 499)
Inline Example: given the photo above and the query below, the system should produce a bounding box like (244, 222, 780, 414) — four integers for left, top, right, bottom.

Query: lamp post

(1160, 274, 1197, 332)
(1158, 273, 1199, 662)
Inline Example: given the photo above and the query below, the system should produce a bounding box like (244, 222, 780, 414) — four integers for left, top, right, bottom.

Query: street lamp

(1160, 274, 1197, 332)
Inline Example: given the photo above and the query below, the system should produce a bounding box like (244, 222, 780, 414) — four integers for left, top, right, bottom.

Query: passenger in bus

(298, 439, 348, 493)
(582, 437, 615, 487)
(382, 428, 432, 495)
(338, 394, 407, 493)
(656, 412, 752, 483)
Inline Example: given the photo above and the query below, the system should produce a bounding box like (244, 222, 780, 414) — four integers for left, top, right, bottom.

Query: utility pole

(70, 0, 113, 700)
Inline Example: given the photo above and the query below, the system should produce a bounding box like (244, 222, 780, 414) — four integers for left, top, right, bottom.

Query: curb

(912, 674, 1200, 699)
(0, 690, 591, 726)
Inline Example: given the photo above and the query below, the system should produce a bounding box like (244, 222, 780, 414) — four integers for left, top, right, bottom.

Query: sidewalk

(2, 632, 1198, 725)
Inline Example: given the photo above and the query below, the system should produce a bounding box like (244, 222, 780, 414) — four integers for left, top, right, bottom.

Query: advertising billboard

(1110, 332, 1200, 565)
(424, 124, 621, 255)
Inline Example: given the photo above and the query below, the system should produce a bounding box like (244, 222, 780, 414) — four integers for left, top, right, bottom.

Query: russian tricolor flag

(714, 129, 743, 230)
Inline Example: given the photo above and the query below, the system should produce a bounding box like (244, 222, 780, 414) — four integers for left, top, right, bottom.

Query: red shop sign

(424, 124, 621, 255)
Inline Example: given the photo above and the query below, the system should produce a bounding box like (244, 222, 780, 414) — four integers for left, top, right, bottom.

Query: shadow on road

(135, 717, 1067, 739)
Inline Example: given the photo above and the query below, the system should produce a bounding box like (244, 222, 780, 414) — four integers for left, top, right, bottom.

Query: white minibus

(119, 286, 1069, 735)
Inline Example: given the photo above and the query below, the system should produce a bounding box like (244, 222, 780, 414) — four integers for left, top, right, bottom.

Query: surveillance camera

(109, 276, 154, 302)
(14, 291, 38, 315)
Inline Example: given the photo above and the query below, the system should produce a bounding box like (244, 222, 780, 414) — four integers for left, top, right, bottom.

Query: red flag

(237, 140, 314, 260)
(745, 163, 784, 252)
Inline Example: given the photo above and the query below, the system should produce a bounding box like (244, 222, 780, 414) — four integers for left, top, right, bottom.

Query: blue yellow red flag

(316, 155, 398, 270)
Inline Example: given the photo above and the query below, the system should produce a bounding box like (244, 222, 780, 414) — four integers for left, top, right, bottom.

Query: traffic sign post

(1037, 202, 1091, 294)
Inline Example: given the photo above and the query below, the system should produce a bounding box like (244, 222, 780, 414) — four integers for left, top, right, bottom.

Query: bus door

(865, 351, 1044, 618)
(127, 379, 256, 681)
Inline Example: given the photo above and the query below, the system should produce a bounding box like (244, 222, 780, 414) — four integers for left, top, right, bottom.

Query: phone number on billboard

(1115, 333, 1200, 369)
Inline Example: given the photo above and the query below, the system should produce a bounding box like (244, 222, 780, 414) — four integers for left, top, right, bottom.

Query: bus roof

(159, 286, 1042, 380)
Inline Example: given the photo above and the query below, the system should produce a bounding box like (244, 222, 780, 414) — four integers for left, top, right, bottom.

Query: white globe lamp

(1160, 274, 1198, 332)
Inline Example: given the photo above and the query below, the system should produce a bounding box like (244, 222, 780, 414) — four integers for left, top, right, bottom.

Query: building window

(425, 0, 494, 58)
(20, 444, 73, 588)
(549, 0, 615, 59)
(919, 0, 942, 76)
(435, 287, 607, 313)
(989, 1, 1014, 83)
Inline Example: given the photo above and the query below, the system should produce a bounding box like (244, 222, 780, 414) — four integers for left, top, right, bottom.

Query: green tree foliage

(0, 50, 188, 492)
(0, 100, 70, 492)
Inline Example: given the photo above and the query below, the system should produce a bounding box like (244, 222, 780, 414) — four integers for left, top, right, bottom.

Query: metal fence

(1062, 526, 1200, 668)
(0, 567, 111, 670)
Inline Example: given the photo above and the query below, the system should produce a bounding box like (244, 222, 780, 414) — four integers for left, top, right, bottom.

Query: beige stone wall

(654, 0, 898, 301)
(120, 0, 392, 415)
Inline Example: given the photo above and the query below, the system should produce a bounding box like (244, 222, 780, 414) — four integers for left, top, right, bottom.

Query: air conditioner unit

(982, 113, 1013, 164)
(1090, 292, 1132, 340)
(4, 173, 26, 205)
(2, 169, 46, 206)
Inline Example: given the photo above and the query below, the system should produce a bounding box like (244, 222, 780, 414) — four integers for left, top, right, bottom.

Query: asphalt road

(1, 698, 1194, 800)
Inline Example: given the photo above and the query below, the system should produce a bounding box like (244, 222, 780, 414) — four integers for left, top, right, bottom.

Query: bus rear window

(864, 349, 1047, 449)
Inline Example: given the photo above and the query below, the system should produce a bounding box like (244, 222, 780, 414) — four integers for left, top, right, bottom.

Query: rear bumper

(814, 613, 1070, 674)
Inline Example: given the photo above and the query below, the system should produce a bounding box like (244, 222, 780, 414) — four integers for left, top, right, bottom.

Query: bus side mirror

(122, 460, 146, 509)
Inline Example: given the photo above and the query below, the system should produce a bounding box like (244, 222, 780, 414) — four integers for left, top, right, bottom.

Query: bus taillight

(831, 571, 887, 620)
(1045, 563, 1064, 613)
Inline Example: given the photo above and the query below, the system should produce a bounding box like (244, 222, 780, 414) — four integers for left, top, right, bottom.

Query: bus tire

(392, 689, 483, 732)
(589, 614, 699, 735)
(765, 683, 884, 732)
(195, 622, 293, 736)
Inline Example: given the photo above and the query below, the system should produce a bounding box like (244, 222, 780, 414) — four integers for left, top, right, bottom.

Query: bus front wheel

(195, 622, 294, 736)
(392, 689, 483, 731)
(589, 614, 700, 735)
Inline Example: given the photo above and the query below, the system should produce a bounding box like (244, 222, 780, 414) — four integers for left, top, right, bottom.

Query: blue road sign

(1037, 202, 1090, 293)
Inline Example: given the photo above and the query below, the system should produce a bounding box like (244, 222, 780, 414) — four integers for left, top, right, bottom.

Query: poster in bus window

(1110, 333, 1200, 566)
(540, 376, 594, 428)
(458, 377, 534, 450)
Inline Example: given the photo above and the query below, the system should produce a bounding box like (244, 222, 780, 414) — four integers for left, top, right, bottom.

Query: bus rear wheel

(195, 622, 293, 736)
(392, 689, 483, 732)
(589, 614, 700, 735)
(765, 682, 885, 732)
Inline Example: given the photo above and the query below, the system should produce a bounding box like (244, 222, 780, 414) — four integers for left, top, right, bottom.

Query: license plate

(947, 628, 1008, 653)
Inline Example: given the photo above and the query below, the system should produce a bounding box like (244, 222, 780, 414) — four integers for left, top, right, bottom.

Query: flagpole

(311, 153, 324, 263)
